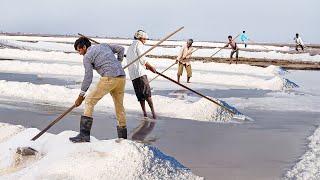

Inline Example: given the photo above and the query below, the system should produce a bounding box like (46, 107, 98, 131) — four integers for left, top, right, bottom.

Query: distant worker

(294, 33, 305, 52)
(240, 31, 249, 48)
(176, 39, 195, 83)
(224, 35, 239, 64)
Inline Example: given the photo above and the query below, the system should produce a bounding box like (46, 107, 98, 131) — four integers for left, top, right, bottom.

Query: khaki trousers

(177, 62, 192, 77)
(84, 76, 126, 127)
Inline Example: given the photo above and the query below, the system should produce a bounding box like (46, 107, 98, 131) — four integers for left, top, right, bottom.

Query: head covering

(187, 39, 193, 44)
(134, 30, 148, 39)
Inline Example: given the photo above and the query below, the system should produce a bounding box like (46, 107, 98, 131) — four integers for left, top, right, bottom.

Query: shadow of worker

(131, 119, 158, 144)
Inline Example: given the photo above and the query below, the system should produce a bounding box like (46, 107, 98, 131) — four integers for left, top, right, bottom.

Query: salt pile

(284, 127, 320, 180)
(0, 123, 203, 180)
(188, 98, 245, 122)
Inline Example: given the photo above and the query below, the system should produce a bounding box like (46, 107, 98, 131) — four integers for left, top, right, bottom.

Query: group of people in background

(69, 29, 307, 143)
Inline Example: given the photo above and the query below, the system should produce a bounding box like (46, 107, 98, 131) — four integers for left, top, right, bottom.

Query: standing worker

(126, 30, 157, 119)
(176, 39, 195, 83)
(240, 31, 249, 48)
(294, 33, 305, 52)
(70, 37, 128, 142)
(224, 35, 239, 64)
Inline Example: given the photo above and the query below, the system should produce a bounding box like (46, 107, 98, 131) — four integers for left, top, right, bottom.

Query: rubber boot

(117, 126, 127, 139)
(69, 115, 93, 143)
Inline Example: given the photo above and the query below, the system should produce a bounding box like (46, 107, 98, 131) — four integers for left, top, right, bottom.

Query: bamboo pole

(28, 27, 185, 141)
(79, 26, 185, 70)
(78, 33, 100, 44)
(155, 71, 236, 115)
(207, 34, 240, 59)
(149, 48, 199, 83)
(31, 104, 76, 141)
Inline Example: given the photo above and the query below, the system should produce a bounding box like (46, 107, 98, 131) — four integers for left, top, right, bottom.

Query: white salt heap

(284, 127, 320, 180)
(0, 123, 203, 180)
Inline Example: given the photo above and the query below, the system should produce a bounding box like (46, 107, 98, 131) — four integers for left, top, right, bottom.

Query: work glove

(75, 95, 85, 107)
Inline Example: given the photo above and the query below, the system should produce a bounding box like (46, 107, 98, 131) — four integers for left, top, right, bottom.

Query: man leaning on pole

(70, 37, 128, 143)
(176, 39, 195, 83)
(126, 30, 157, 119)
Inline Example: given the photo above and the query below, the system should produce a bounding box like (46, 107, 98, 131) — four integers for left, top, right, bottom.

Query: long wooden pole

(31, 104, 77, 141)
(79, 26, 184, 70)
(208, 34, 240, 58)
(149, 48, 199, 83)
(149, 62, 176, 83)
(78, 33, 100, 44)
(155, 71, 236, 115)
(29, 28, 184, 141)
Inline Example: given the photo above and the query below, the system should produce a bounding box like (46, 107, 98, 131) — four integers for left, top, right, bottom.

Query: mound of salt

(0, 124, 203, 180)
(189, 97, 245, 122)
(264, 76, 299, 90)
(264, 65, 288, 76)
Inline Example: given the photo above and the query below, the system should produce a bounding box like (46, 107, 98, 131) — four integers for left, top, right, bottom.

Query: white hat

(134, 30, 148, 39)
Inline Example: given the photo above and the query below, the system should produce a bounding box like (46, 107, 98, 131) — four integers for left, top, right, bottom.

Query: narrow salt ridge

(0, 80, 241, 122)
(0, 123, 203, 180)
(151, 46, 320, 62)
(224, 91, 320, 113)
(0, 39, 74, 52)
(0, 47, 289, 78)
(1, 38, 319, 62)
(0, 35, 291, 51)
(0, 48, 81, 62)
(284, 126, 320, 180)
(0, 59, 295, 91)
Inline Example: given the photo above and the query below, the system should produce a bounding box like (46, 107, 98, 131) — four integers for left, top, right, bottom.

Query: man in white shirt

(294, 33, 305, 52)
(126, 30, 157, 119)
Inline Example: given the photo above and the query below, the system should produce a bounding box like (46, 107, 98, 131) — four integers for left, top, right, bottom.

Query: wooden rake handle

(79, 26, 185, 70)
(155, 71, 236, 115)
(31, 104, 77, 141)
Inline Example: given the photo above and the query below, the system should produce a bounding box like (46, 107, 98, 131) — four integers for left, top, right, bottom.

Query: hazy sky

(1, 0, 319, 43)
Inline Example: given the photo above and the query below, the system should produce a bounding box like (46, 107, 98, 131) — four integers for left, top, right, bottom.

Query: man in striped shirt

(70, 37, 127, 143)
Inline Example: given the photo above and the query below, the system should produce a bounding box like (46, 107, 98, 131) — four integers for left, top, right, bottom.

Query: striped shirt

(80, 44, 125, 96)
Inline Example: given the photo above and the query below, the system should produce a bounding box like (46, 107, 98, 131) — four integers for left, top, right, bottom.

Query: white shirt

(294, 37, 304, 46)
(126, 40, 149, 80)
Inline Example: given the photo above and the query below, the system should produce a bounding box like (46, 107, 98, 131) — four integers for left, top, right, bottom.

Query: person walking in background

(294, 33, 305, 52)
(240, 31, 249, 48)
(224, 35, 239, 64)
(70, 37, 127, 142)
(126, 30, 157, 119)
(176, 39, 195, 83)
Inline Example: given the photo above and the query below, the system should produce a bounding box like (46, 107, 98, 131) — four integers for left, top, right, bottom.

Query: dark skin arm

(75, 95, 85, 107)
(145, 62, 156, 73)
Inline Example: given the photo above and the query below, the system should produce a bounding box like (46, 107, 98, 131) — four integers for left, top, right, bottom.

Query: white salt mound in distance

(188, 97, 245, 122)
(0, 123, 203, 180)
(264, 65, 288, 76)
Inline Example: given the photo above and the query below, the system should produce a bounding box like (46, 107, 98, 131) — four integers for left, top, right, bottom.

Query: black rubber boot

(69, 116, 93, 143)
(117, 126, 127, 139)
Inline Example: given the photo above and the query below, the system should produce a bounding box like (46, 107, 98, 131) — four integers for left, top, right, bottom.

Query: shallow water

(0, 100, 319, 180)
(0, 65, 319, 179)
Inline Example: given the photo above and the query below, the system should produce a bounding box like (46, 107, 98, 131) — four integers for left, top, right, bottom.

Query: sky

(1, 0, 319, 44)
